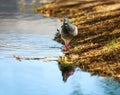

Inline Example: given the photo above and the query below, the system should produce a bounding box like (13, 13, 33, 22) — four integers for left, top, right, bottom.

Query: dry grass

(37, 0, 120, 79)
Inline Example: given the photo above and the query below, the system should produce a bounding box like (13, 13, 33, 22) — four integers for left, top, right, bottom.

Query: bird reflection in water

(58, 63, 75, 82)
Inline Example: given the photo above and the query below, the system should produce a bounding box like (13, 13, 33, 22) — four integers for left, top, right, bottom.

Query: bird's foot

(63, 44, 70, 50)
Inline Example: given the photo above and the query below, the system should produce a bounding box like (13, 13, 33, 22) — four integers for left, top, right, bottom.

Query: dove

(60, 18, 78, 49)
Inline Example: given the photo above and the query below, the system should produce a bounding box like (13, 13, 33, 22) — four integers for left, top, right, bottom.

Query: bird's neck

(67, 22, 71, 26)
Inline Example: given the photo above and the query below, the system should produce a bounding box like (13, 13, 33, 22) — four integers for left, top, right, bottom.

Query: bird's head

(64, 18, 69, 24)
(63, 18, 71, 27)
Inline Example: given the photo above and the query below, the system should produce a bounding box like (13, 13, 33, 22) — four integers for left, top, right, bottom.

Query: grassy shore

(37, 0, 120, 79)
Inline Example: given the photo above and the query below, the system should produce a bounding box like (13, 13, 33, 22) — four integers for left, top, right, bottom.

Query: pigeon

(60, 18, 78, 49)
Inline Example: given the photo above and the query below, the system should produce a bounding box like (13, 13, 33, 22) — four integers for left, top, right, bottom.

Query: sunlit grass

(37, 0, 120, 79)
(103, 37, 120, 52)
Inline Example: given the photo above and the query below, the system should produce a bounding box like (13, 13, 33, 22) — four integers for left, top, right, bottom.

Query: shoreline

(37, 0, 120, 80)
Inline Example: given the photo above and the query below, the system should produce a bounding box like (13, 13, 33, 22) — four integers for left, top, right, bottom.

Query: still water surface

(0, 0, 120, 95)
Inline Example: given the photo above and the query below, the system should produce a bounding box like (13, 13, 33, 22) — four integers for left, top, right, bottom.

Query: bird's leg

(64, 40, 70, 50)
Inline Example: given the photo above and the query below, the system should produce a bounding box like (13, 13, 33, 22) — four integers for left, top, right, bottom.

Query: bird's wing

(69, 25, 78, 36)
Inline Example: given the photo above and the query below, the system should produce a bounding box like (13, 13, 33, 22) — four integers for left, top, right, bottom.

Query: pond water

(0, 0, 120, 95)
